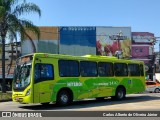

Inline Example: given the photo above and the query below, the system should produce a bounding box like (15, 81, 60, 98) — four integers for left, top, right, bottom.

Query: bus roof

(31, 53, 144, 64)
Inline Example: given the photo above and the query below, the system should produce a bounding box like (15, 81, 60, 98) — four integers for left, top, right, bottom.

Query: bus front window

(13, 63, 31, 90)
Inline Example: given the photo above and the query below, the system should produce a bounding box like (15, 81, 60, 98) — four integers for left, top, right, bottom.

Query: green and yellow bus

(12, 53, 145, 106)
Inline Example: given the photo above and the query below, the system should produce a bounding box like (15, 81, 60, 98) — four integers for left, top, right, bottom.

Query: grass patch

(0, 91, 12, 102)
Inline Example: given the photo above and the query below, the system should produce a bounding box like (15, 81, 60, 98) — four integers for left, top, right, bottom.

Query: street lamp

(116, 31, 123, 50)
(114, 31, 123, 59)
(151, 37, 160, 62)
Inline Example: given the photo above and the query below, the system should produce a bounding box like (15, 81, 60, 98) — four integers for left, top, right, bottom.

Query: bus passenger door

(33, 63, 54, 103)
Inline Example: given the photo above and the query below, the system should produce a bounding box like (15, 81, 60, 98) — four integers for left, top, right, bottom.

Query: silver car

(146, 81, 160, 93)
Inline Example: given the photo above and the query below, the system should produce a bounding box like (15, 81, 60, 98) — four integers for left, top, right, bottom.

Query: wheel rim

(117, 90, 124, 99)
(61, 94, 68, 103)
(155, 89, 159, 93)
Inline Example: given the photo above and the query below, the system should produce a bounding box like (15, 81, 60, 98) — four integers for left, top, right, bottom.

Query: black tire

(56, 90, 72, 106)
(112, 87, 126, 100)
(154, 88, 160, 93)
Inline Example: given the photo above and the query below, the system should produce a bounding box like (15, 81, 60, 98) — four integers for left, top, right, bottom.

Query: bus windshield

(13, 63, 31, 91)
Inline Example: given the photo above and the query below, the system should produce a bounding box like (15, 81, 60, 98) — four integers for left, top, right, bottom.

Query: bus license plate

(16, 97, 19, 101)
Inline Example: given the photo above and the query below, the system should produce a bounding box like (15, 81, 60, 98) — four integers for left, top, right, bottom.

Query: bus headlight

(25, 89, 31, 96)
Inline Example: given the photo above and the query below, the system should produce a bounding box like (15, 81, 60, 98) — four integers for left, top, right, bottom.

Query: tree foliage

(0, 0, 41, 92)
(0, 0, 41, 51)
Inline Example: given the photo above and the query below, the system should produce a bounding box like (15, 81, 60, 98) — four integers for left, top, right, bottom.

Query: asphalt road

(0, 92, 160, 111)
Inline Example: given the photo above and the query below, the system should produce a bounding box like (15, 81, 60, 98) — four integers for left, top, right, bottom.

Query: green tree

(0, 0, 41, 93)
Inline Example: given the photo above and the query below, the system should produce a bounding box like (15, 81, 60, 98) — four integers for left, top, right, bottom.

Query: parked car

(145, 81, 160, 93)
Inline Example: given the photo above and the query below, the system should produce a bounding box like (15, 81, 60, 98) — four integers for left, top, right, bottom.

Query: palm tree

(0, 0, 41, 93)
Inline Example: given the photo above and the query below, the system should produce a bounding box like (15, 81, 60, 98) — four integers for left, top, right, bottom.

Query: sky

(25, 0, 160, 51)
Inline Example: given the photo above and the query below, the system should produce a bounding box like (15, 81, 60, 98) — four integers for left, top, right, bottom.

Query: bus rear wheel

(56, 90, 72, 106)
(112, 87, 126, 100)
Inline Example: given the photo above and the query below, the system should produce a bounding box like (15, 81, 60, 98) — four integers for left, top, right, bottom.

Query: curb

(0, 99, 12, 102)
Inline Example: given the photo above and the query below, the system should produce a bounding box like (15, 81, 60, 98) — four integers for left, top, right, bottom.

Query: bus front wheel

(112, 87, 126, 100)
(56, 90, 72, 106)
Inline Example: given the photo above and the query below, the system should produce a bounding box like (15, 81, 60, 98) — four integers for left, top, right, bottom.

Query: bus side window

(80, 61, 97, 77)
(98, 62, 113, 77)
(128, 64, 140, 76)
(59, 60, 79, 77)
(42, 65, 53, 78)
(114, 63, 128, 76)
(34, 64, 54, 82)
(81, 69, 87, 76)
(98, 67, 106, 76)
(140, 64, 144, 76)
(115, 67, 121, 76)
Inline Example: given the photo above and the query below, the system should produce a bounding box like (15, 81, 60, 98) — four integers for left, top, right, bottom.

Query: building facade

(59, 27, 96, 56)
(96, 27, 131, 58)
(22, 26, 132, 58)
(131, 32, 155, 79)
(21, 26, 59, 55)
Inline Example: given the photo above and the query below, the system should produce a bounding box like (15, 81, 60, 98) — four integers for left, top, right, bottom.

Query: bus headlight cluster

(25, 89, 31, 96)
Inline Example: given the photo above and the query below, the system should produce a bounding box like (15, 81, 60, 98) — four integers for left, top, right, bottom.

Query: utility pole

(159, 40, 160, 66)
(151, 37, 160, 80)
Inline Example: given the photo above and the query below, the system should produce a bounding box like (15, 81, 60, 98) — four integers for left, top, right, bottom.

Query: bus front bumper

(12, 94, 32, 104)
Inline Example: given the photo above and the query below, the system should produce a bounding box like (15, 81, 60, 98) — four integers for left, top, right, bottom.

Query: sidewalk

(0, 91, 12, 102)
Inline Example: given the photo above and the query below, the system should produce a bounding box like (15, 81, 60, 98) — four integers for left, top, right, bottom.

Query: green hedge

(0, 91, 12, 102)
